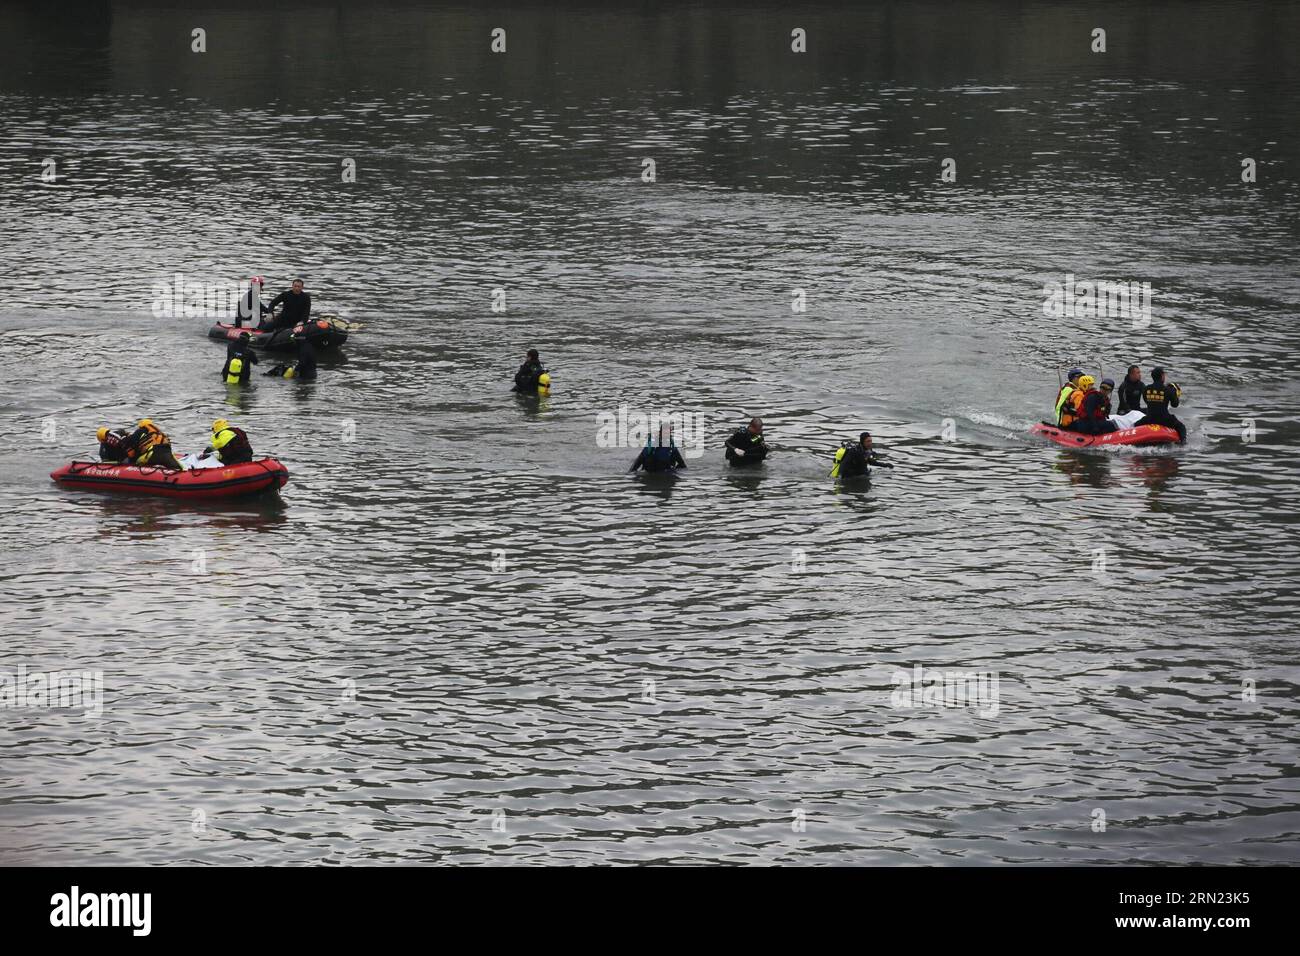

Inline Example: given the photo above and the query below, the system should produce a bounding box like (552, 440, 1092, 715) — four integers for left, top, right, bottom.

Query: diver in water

(832, 432, 893, 477)
(629, 424, 687, 473)
(222, 332, 259, 384)
(96, 427, 132, 462)
(200, 418, 254, 465)
(262, 278, 312, 331)
(512, 349, 545, 393)
(725, 417, 768, 467)
(1071, 378, 1119, 434)
(1135, 367, 1186, 442)
(234, 276, 269, 327)
(265, 338, 318, 379)
(1116, 365, 1144, 415)
(122, 419, 182, 470)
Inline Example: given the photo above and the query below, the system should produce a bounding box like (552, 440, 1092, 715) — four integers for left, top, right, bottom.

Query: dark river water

(1, 1, 1298, 865)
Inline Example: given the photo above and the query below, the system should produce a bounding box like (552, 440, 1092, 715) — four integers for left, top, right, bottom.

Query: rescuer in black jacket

(1116, 365, 1145, 415)
(1135, 367, 1186, 442)
(263, 279, 312, 331)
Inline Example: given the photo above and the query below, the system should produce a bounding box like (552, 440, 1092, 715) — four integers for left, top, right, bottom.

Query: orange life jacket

(1059, 388, 1086, 427)
(127, 422, 169, 462)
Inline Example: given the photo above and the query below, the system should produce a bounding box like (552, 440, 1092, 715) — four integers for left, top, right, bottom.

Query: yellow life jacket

(131, 423, 168, 462)
(1054, 383, 1077, 424)
(225, 357, 244, 385)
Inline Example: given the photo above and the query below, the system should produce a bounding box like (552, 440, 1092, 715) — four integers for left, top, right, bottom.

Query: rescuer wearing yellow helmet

(1058, 374, 1093, 428)
(96, 426, 132, 462)
(122, 419, 182, 470)
(1068, 377, 1120, 435)
(202, 419, 254, 465)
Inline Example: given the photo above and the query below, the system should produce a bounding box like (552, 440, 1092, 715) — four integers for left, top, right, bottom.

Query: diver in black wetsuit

(222, 332, 259, 384)
(262, 278, 312, 331)
(1116, 365, 1144, 415)
(725, 417, 768, 467)
(512, 350, 545, 392)
(835, 432, 893, 477)
(1135, 367, 1186, 442)
(265, 338, 318, 380)
(629, 425, 687, 473)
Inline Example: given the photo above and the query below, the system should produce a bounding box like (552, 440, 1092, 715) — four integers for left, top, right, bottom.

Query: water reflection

(1125, 453, 1180, 497)
(1052, 450, 1115, 489)
(629, 470, 681, 501)
(831, 473, 873, 496)
(83, 491, 289, 537)
(723, 466, 769, 494)
(513, 392, 551, 417)
(222, 383, 254, 410)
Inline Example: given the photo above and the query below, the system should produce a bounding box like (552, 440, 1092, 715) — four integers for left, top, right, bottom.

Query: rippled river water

(1, 2, 1298, 865)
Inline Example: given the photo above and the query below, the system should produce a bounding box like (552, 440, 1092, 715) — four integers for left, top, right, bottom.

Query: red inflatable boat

(1030, 422, 1180, 448)
(51, 459, 290, 499)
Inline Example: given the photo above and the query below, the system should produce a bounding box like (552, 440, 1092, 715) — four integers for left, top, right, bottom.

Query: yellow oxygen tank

(537, 372, 551, 395)
(830, 446, 846, 478)
(225, 357, 243, 385)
